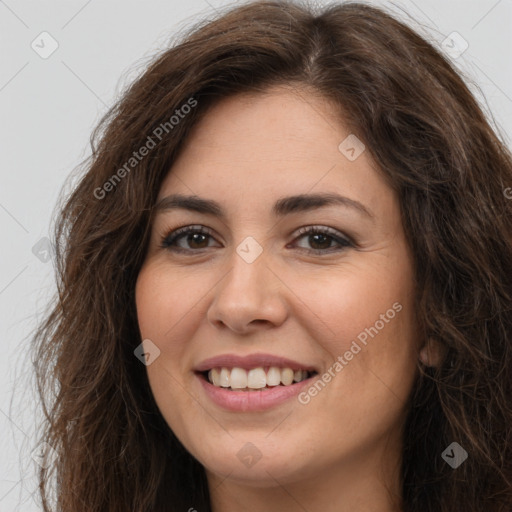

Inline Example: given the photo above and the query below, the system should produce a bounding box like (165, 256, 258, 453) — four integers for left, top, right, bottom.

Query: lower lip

(196, 373, 314, 412)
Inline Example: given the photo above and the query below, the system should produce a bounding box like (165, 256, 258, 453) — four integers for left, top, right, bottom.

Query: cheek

(135, 264, 202, 438)
(288, 254, 418, 412)
(292, 260, 415, 354)
(135, 262, 204, 361)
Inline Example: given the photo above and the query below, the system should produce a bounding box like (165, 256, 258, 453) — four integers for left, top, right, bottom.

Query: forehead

(157, 87, 394, 218)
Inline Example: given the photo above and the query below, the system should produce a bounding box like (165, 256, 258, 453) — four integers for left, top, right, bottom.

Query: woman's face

(135, 86, 419, 490)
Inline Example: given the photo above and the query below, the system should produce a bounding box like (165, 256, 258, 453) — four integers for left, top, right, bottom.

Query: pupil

(189, 233, 207, 248)
(310, 233, 330, 249)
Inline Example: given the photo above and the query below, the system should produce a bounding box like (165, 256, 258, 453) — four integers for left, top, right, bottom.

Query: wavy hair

(32, 1, 512, 510)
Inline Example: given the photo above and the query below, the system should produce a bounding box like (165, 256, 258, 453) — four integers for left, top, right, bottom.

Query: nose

(206, 248, 288, 335)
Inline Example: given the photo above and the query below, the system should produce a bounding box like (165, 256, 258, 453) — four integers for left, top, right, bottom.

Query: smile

(194, 353, 320, 411)
(204, 366, 314, 390)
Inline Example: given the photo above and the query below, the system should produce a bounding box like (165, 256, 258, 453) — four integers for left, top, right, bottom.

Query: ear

(419, 338, 446, 367)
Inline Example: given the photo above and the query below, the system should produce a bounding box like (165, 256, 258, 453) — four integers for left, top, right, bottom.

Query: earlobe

(419, 338, 446, 367)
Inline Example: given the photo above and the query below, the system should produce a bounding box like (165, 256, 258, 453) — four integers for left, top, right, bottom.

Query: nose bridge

(219, 238, 272, 307)
(207, 237, 287, 332)
(227, 239, 268, 294)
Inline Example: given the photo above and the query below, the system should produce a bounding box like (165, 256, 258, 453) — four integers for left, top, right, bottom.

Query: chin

(187, 435, 316, 487)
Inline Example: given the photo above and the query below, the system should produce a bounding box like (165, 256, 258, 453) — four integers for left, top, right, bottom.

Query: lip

(194, 353, 319, 373)
(196, 372, 316, 412)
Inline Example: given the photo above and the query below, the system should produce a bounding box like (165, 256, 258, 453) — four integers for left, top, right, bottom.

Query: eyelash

(160, 224, 354, 255)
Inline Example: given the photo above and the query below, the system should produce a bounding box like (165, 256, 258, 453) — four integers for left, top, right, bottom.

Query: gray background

(1, 0, 511, 510)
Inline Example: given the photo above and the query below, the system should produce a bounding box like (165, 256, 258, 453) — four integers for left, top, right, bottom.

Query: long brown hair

(32, 1, 512, 510)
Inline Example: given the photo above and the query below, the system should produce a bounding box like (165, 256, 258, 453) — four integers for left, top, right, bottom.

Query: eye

(289, 226, 354, 254)
(160, 225, 219, 252)
(160, 224, 354, 255)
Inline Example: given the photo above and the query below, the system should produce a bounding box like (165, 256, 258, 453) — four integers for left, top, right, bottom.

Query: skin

(135, 85, 423, 512)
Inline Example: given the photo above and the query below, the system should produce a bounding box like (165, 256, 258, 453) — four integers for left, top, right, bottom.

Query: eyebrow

(153, 192, 374, 220)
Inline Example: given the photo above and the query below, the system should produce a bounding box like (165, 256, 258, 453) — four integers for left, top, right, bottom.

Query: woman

(33, 1, 512, 511)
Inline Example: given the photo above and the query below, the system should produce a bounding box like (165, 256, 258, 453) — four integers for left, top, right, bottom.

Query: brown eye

(160, 224, 353, 255)
(161, 225, 219, 252)
(306, 233, 333, 250)
(291, 226, 353, 254)
(183, 232, 210, 249)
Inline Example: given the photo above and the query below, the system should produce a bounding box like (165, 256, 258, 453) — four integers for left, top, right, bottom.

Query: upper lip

(194, 353, 319, 373)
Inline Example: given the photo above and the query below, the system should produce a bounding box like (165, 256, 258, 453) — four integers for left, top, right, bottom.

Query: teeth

(209, 368, 220, 386)
(219, 368, 230, 387)
(247, 368, 267, 389)
(280, 368, 294, 386)
(206, 366, 311, 390)
(230, 367, 247, 389)
(266, 366, 281, 386)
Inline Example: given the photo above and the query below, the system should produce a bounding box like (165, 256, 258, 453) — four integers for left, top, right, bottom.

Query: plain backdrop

(1, 0, 511, 510)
